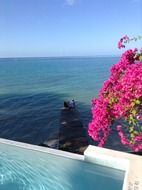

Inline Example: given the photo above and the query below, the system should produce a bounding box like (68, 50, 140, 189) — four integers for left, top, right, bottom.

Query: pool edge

(0, 138, 84, 161)
(84, 145, 142, 190)
(0, 138, 142, 190)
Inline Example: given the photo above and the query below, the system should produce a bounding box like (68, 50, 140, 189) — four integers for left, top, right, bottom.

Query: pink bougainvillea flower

(117, 35, 129, 49)
(88, 35, 142, 152)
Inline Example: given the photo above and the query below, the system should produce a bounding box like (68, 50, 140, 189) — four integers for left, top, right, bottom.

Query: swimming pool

(0, 140, 125, 190)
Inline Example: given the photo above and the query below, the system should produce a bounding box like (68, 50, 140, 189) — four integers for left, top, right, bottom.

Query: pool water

(0, 143, 125, 190)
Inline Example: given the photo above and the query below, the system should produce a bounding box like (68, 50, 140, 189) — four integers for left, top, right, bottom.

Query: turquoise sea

(0, 57, 129, 151)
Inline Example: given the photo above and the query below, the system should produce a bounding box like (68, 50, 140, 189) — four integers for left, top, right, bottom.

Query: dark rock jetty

(59, 107, 88, 154)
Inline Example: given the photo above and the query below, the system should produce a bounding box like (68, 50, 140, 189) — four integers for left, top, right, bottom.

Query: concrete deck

(59, 108, 88, 154)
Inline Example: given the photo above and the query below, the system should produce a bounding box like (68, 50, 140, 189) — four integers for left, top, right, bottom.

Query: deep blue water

(0, 57, 129, 151)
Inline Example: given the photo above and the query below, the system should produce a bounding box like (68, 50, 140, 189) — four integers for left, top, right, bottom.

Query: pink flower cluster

(118, 35, 129, 49)
(117, 126, 142, 152)
(88, 37, 142, 152)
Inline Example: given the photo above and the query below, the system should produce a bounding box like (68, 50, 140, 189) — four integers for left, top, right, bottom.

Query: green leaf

(129, 126, 134, 132)
(133, 131, 138, 135)
(130, 133, 135, 138)
(131, 109, 136, 115)
(135, 100, 140, 104)
(139, 55, 142, 61)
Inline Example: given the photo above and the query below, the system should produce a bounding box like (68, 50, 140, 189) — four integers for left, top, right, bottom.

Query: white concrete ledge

(84, 145, 142, 190)
(84, 145, 130, 170)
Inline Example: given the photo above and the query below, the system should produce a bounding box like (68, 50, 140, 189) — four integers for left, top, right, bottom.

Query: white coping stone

(84, 145, 142, 190)
(0, 138, 84, 161)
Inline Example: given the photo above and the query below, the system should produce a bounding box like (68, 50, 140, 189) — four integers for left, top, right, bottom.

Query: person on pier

(69, 99, 75, 109)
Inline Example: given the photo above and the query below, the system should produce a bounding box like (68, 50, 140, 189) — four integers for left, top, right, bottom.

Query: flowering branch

(88, 35, 142, 152)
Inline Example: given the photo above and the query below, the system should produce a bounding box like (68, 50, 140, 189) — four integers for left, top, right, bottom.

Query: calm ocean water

(0, 57, 129, 151)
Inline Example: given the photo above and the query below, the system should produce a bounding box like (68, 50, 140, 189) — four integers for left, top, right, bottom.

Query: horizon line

(0, 54, 121, 59)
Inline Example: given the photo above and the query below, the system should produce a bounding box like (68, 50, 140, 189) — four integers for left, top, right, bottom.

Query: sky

(0, 0, 142, 57)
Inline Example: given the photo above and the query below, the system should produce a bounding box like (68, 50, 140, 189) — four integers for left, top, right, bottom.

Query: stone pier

(59, 108, 88, 154)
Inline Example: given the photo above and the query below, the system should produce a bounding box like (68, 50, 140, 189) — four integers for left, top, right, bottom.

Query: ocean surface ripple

(0, 57, 129, 151)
